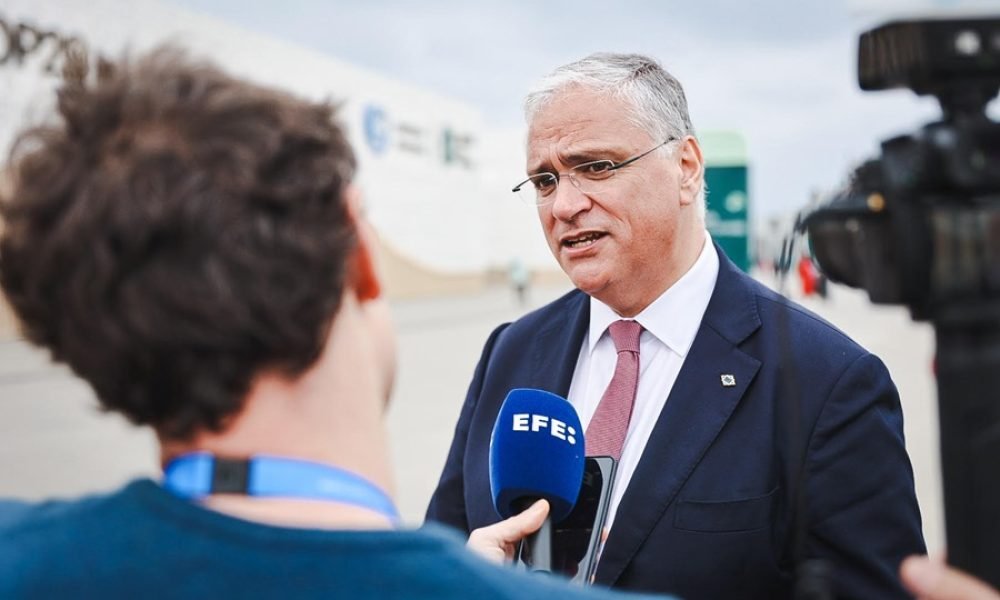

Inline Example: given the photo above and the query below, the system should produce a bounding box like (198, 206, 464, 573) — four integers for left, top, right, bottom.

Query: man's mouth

(562, 232, 607, 249)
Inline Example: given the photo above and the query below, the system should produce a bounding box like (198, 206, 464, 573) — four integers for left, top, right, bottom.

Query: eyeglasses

(511, 138, 676, 206)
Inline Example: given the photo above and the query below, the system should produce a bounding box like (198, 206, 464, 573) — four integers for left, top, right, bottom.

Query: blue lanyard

(163, 452, 400, 524)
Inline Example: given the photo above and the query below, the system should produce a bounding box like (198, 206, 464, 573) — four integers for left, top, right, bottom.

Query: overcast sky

(164, 0, 997, 219)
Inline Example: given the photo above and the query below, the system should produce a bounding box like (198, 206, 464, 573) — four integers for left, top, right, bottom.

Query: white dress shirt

(566, 231, 719, 532)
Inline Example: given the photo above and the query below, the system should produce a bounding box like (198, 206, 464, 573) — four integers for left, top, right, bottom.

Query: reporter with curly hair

(0, 48, 657, 600)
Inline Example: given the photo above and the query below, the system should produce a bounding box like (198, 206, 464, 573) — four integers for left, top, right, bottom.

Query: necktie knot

(609, 320, 642, 354)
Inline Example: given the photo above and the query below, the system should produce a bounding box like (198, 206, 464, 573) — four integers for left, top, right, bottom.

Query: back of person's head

(0, 48, 359, 441)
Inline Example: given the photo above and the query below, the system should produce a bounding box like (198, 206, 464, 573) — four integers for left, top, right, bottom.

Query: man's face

(526, 86, 702, 316)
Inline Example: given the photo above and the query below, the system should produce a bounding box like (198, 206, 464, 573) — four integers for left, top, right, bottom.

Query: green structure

(701, 131, 750, 272)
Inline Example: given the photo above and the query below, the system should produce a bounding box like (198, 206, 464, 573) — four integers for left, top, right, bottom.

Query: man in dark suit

(426, 52, 925, 599)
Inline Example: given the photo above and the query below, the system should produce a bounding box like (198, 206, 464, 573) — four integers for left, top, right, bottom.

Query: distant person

(426, 52, 925, 598)
(508, 258, 531, 306)
(816, 270, 829, 300)
(797, 254, 818, 296)
(0, 48, 658, 600)
(797, 254, 828, 300)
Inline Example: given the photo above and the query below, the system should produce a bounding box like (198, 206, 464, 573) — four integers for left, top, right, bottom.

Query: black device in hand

(518, 456, 617, 584)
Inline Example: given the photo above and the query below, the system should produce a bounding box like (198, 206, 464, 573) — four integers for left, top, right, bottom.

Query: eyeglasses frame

(511, 137, 678, 206)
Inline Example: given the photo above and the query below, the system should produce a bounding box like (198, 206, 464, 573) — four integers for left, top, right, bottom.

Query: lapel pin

(720, 374, 736, 387)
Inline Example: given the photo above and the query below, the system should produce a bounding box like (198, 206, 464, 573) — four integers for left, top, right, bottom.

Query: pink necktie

(585, 320, 643, 461)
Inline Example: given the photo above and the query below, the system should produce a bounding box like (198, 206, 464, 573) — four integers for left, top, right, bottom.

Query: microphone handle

(514, 497, 554, 572)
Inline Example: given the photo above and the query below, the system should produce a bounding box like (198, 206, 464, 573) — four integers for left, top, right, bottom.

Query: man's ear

(678, 136, 705, 206)
(344, 185, 382, 301)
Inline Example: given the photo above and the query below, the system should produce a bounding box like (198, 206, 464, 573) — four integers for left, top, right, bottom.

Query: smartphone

(518, 456, 617, 584)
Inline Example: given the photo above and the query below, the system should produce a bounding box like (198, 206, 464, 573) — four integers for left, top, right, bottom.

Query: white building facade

(1, 0, 557, 309)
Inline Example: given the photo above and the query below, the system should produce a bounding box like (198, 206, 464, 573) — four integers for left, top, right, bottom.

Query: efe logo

(512, 414, 577, 445)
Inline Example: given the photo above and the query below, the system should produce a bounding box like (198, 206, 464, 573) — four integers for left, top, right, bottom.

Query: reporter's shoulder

(0, 489, 124, 595)
(0, 494, 99, 541)
(0, 482, 142, 554)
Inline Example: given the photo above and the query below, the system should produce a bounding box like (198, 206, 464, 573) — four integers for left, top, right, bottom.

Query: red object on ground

(798, 256, 818, 296)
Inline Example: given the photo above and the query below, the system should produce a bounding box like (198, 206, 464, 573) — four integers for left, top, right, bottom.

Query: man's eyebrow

(527, 145, 621, 175)
(561, 147, 611, 165)
(526, 160, 554, 176)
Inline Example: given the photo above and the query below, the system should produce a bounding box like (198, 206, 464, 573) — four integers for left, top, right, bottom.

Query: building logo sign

(361, 102, 475, 169)
(363, 104, 390, 156)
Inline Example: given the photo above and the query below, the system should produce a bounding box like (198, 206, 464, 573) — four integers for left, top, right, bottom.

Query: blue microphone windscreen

(489, 388, 585, 523)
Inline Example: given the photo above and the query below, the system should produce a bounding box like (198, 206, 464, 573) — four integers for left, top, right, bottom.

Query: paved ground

(0, 277, 943, 554)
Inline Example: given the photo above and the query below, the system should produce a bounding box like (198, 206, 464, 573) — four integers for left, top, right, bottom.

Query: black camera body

(806, 17, 1000, 320)
(804, 17, 1000, 588)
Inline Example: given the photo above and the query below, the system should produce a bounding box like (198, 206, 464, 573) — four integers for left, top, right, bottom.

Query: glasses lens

(516, 174, 557, 205)
(572, 160, 616, 182)
(565, 160, 616, 197)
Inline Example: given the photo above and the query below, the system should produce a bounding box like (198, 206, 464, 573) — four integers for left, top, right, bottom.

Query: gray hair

(524, 53, 706, 216)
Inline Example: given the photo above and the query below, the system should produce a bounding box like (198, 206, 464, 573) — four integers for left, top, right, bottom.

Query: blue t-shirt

(0, 480, 661, 599)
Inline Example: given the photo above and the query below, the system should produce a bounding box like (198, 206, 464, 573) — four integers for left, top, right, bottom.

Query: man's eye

(533, 174, 558, 193)
(577, 161, 615, 178)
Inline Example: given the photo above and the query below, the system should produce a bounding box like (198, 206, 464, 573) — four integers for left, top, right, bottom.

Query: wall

(0, 0, 546, 297)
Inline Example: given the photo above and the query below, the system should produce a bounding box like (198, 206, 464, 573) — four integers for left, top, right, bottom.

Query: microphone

(489, 388, 585, 572)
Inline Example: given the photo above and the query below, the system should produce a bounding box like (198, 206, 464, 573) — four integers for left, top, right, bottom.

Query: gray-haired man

(428, 52, 925, 599)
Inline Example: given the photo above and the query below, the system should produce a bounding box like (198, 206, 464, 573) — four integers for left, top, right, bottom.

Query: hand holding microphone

(467, 499, 549, 564)
(481, 388, 586, 572)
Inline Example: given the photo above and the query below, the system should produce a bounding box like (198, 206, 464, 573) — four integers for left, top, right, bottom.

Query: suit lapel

(527, 290, 589, 396)
(595, 246, 764, 586)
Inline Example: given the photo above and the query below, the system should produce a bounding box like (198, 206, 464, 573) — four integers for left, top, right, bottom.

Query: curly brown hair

(0, 48, 358, 440)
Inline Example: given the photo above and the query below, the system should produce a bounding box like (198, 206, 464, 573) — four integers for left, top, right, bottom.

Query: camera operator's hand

(466, 499, 548, 564)
(901, 555, 1000, 600)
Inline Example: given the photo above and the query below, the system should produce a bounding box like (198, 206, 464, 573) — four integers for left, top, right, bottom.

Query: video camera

(802, 17, 1000, 588)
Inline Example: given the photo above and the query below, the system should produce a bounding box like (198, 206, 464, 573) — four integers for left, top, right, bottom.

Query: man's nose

(549, 177, 592, 222)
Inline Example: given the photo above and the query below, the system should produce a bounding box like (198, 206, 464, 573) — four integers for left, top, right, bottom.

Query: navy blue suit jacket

(426, 246, 924, 599)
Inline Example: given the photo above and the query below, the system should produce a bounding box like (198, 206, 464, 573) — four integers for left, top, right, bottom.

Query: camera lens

(954, 30, 982, 56)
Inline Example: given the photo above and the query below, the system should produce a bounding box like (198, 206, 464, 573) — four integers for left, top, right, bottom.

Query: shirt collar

(587, 231, 719, 357)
